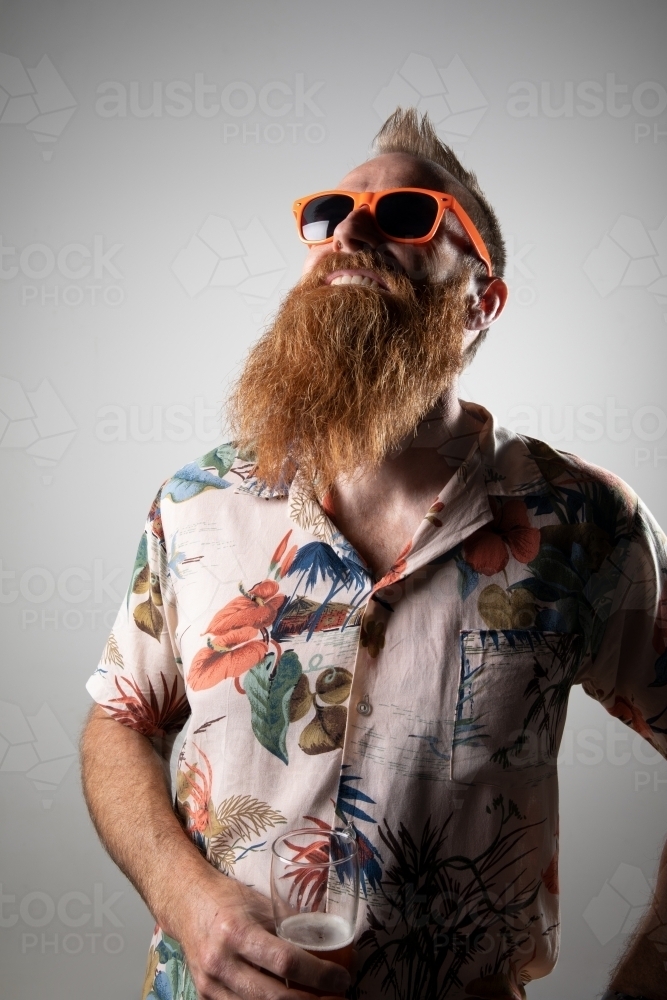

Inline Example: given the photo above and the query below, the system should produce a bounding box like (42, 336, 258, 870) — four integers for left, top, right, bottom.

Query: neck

(390, 384, 467, 456)
(331, 382, 480, 505)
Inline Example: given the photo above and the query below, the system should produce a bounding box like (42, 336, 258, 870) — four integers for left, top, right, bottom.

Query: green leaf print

(245, 650, 302, 764)
(148, 934, 198, 1000)
(127, 533, 148, 608)
(181, 967, 198, 1000)
(202, 443, 237, 477)
(162, 445, 237, 504)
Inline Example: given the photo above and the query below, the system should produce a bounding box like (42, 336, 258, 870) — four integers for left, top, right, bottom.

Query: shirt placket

(311, 445, 497, 834)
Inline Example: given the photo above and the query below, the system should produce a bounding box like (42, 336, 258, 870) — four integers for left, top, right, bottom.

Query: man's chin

(227, 262, 471, 492)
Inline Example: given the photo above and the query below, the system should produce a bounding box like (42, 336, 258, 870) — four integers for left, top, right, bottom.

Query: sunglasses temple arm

(449, 203, 493, 276)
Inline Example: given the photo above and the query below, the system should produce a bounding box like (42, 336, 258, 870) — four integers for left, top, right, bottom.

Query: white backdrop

(1, 1, 666, 997)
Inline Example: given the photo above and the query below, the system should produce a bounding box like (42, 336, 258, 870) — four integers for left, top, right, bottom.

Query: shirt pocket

(450, 629, 582, 786)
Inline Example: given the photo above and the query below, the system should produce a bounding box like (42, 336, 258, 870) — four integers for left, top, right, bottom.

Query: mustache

(302, 249, 437, 290)
(227, 258, 471, 493)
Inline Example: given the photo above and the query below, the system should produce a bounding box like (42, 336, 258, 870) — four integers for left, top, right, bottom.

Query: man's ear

(466, 276, 508, 331)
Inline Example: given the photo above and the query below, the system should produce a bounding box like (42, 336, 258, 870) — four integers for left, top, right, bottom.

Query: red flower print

(178, 745, 214, 834)
(425, 499, 444, 527)
(206, 580, 285, 633)
(279, 545, 298, 578)
(103, 672, 189, 736)
(374, 541, 412, 591)
(189, 639, 269, 690)
(462, 497, 540, 577)
(188, 580, 285, 691)
(608, 695, 654, 741)
(269, 531, 292, 572)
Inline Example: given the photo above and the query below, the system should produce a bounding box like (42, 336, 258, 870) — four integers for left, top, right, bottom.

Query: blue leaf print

(153, 970, 174, 1000)
(524, 492, 554, 516)
(334, 768, 383, 896)
(286, 542, 349, 592)
(332, 533, 372, 591)
(356, 828, 383, 894)
(455, 555, 479, 601)
(162, 463, 232, 503)
(162, 445, 236, 504)
(535, 608, 569, 632)
(337, 772, 377, 824)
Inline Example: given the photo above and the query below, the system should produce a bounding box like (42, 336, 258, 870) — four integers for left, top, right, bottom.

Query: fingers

(192, 956, 340, 1000)
(235, 924, 350, 995)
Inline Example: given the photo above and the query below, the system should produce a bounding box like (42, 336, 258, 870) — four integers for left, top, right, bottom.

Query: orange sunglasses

(292, 188, 493, 275)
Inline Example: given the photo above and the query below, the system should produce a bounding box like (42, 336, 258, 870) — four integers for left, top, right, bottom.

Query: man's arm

(80, 704, 350, 1000)
(608, 836, 667, 1000)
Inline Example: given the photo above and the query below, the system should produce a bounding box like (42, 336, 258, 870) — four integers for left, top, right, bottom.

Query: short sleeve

(86, 485, 190, 747)
(574, 500, 667, 759)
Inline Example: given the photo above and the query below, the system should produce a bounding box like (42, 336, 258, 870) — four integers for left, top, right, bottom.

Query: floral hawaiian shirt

(87, 402, 667, 1000)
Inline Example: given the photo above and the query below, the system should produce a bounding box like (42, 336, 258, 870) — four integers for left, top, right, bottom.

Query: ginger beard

(228, 250, 471, 494)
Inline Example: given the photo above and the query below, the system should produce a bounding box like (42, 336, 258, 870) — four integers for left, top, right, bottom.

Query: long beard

(227, 251, 470, 493)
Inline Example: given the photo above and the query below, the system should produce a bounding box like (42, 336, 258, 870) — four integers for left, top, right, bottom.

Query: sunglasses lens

(301, 194, 355, 242)
(376, 192, 439, 240)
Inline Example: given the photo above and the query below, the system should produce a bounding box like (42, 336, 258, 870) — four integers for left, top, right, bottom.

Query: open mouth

(324, 268, 389, 291)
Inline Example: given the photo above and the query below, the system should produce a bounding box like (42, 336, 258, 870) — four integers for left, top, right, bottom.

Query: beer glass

(270, 826, 359, 994)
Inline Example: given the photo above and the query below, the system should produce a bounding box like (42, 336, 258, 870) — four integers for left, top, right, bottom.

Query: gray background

(1, 0, 666, 997)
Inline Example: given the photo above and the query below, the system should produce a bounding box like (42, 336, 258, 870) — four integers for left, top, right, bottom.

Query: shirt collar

(233, 403, 543, 574)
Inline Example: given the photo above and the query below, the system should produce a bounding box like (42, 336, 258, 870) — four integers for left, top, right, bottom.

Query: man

(80, 109, 667, 1000)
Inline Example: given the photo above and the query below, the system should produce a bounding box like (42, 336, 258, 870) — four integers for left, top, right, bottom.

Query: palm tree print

(353, 796, 544, 1000)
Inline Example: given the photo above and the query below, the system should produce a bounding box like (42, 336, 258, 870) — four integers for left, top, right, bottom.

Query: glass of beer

(270, 825, 359, 995)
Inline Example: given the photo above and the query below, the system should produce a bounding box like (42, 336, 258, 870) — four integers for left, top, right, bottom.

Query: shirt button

(356, 695, 372, 717)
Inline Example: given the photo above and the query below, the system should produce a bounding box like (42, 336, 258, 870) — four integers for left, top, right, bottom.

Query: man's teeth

(329, 274, 381, 289)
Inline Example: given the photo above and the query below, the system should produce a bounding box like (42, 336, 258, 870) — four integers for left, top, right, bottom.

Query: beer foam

(278, 912, 354, 951)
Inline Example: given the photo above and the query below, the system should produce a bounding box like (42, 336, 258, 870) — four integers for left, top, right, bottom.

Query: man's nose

(331, 205, 383, 253)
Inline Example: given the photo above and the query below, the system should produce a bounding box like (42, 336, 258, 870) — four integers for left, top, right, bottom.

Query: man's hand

(608, 836, 667, 1000)
(175, 869, 351, 999)
(80, 706, 350, 1000)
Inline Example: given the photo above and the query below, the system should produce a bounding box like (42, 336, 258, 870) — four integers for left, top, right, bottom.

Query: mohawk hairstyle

(372, 107, 506, 279)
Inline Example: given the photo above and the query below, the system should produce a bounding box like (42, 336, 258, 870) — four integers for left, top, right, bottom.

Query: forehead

(338, 151, 463, 197)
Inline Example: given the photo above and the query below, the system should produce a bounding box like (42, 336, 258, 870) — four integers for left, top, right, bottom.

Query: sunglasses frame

(292, 187, 493, 276)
